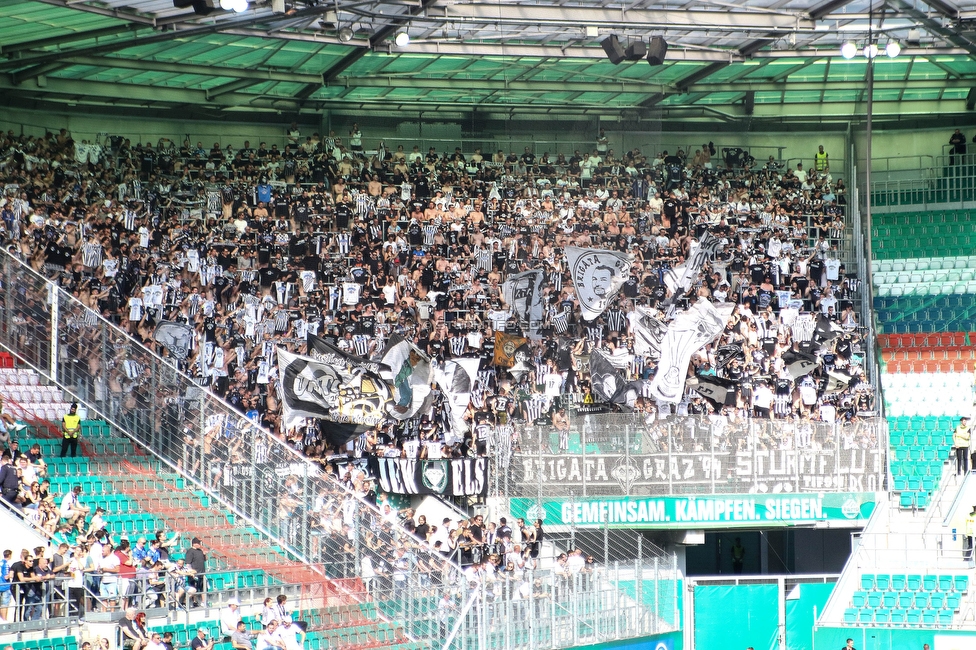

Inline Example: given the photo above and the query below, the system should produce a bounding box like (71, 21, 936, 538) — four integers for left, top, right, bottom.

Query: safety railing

(0, 247, 678, 649)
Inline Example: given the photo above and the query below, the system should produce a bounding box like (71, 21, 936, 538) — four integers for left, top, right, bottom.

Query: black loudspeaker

(601, 35, 626, 65)
(744, 91, 755, 115)
(646, 37, 669, 65)
(968, 88, 976, 111)
(625, 42, 647, 61)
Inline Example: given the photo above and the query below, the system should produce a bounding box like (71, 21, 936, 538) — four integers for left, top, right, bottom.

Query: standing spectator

(950, 129, 967, 165)
(953, 417, 971, 475)
(115, 540, 137, 608)
(0, 454, 19, 510)
(966, 505, 976, 561)
(348, 124, 363, 156)
(60, 403, 82, 458)
(98, 543, 120, 611)
(0, 549, 11, 622)
(184, 538, 207, 604)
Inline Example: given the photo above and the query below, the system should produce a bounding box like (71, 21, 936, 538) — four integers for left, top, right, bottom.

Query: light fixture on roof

(863, 43, 879, 58)
(395, 32, 410, 47)
(219, 0, 247, 11)
(840, 42, 857, 59)
(885, 41, 902, 58)
(338, 26, 354, 42)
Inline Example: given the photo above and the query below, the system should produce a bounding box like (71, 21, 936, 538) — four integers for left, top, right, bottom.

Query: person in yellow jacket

(965, 505, 976, 561)
(953, 417, 971, 476)
(60, 403, 81, 458)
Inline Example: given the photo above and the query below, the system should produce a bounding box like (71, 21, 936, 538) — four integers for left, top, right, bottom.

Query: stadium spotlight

(840, 42, 857, 59)
(885, 41, 901, 58)
(338, 26, 354, 42)
(395, 31, 410, 47)
(863, 43, 879, 58)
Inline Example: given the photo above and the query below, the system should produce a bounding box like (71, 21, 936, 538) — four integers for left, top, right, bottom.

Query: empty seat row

(861, 573, 969, 593)
(844, 607, 954, 626)
(879, 333, 972, 348)
(853, 590, 962, 610)
(890, 432, 953, 447)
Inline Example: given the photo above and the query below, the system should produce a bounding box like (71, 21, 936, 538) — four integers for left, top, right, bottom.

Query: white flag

(650, 300, 734, 403)
(565, 246, 632, 321)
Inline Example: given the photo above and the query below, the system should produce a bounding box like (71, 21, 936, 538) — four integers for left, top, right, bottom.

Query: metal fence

(0, 248, 679, 649)
(491, 414, 887, 499)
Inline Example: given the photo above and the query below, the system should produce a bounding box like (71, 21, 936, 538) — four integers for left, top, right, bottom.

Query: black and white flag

(814, 314, 844, 343)
(650, 300, 734, 403)
(631, 307, 668, 360)
(824, 369, 853, 394)
(153, 321, 195, 360)
(377, 334, 434, 421)
(502, 269, 546, 332)
(277, 348, 392, 445)
(434, 358, 481, 443)
(307, 332, 390, 374)
(782, 349, 819, 379)
(589, 349, 640, 408)
(692, 374, 737, 407)
(663, 232, 724, 305)
(565, 246, 633, 321)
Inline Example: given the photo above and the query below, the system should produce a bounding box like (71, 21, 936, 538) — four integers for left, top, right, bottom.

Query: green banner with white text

(509, 492, 877, 529)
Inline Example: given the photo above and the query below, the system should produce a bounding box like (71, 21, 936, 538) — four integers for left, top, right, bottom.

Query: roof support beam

(675, 62, 729, 91)
(9, 62, 70, 85)
(808, 0, 859, 21)
(427, 4, 815, 31)
(887, 0, 976, 56)
(50, 55, 322, 84)
(0, 24, 138, 56)
(0, 6, 329, 72)
(312, 0, 439, 97)
(206, 78, 260, 100)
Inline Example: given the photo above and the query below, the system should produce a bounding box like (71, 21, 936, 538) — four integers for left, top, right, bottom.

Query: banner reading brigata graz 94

(494, 415, 886, 498)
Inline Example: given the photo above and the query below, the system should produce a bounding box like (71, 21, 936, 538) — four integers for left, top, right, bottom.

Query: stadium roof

(4, 0, 976, 120)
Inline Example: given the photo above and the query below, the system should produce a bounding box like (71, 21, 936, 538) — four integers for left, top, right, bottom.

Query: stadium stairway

(0, 367, 416, 649)
(819, 477, 976, 629)
(871, 208, 976, 510)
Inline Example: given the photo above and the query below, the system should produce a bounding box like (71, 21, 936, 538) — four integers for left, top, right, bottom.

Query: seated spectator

(220, 597, 242, 639)
(256, 619, 285, 650)
(118, 606, 150, 650)
(59, 485, 89, 534)
(189, 628, 215, 650)
(230, 620, 256, 650)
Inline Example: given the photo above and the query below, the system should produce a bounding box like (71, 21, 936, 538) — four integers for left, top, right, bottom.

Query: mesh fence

(0, 249, 679, 649)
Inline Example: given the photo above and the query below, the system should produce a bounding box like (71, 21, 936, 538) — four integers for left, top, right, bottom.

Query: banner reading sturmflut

(373, 457, 489, 496)
(565, 246, 632, 321)
(277, 348, 391, 445)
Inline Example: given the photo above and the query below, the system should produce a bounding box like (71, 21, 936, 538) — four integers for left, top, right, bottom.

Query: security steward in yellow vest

(60, 402, 81, 458)
(814, 145, 829, 172)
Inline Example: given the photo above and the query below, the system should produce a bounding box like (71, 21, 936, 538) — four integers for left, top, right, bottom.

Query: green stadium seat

(924, 575, 937, 591)
(947, 593, 962, 610)
(898, 592, 914, 608)
(923, 610, 937, 626)
(852, 591, 867, 607)
(858, 609, 874, 623)
(861, 575, 875, 591)
(890, 609, 906, 624)
(876, 574, 891, 590)
(875, 609, 890, 624)
(938, 610, 954, 626)
(883, 591, 897, 608)
(868, 592, 882, 608)
(955, 575, 969, 592)
(906, 610, 922, 624)
(891, 574, 906, 591)
(931, 593, 945, 609)
(915, 593, 930, 608)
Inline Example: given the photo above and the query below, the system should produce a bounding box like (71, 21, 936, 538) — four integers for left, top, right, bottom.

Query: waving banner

(153, 321, 195, 360)
(276, 348, 391, 445)
(565, 246, 632, 321)
(649, 300, 734, 403)
(502, 269, 546, 332)
(632, 306, 668, 360)
(377, 334, 434, 421)
(589, 349, 640, 408)
(494, 332, 528, 368)
(663, 232, 723, 305)
(307, 332, 390, 374)
(434, 358, 481, 442)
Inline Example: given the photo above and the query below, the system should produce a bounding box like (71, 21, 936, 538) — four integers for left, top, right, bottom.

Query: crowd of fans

(0, 124, 874, 494)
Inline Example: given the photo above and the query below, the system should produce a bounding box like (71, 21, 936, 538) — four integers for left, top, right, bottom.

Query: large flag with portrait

(565, 246, 632, 321)
(276, 348, 392, 445)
